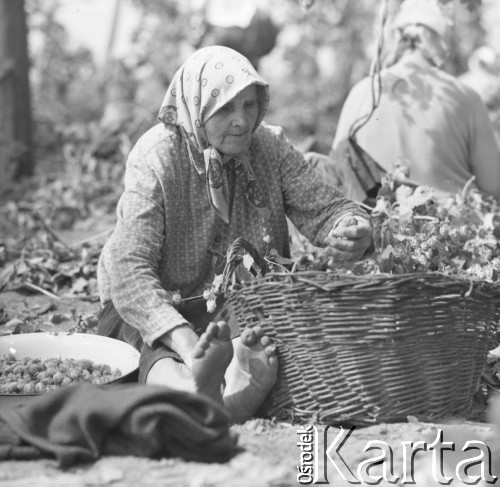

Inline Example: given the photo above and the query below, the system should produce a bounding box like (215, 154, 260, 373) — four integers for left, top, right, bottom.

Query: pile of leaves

(295, 174, 500, 282)
(0, 184, 109, 301)
(0, 118, 129, 300)
(0, 238, 101, 300)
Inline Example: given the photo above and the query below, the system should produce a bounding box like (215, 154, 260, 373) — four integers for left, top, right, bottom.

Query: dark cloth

(97, 299, 240, 383)
(0, 383, 238, 467)
(328, 137, 384, 204)
(305, 147, 383, 206)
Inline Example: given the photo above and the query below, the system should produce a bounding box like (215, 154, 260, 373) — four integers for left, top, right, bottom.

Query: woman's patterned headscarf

(158, 45, 269, 152)
(158, 46, 270, 223)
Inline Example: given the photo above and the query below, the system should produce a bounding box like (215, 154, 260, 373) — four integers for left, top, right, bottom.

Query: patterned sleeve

(104, 132, 190, 347)
(273, 127, 370, 246)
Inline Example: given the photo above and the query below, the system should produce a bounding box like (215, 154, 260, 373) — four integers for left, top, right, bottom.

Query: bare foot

(223, 325, 278, 423)
(191, 320, 234, 406)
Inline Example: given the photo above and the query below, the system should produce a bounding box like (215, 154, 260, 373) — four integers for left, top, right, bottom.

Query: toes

(257, 334, 277, 359)
(198, 334, 211, 350)
(192, 322, 229, 359)
(260, 335, 276, 356)
(204, 321, 231, 341)
(205, 321, 219, 339)
(241, 325, 264, 346)
(241, 327, 257, 346)
(262, 341, 279, 369)
(263, 340, 278, 368)
(216, 320, 231, 341)
(192, 345, 205, 359)
(196, 323, 217, 350)
(268, 354, 279, 369)
(252, 325, 263, 339)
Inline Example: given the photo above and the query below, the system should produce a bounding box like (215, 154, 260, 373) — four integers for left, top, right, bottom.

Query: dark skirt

(96, 297, 240, 383)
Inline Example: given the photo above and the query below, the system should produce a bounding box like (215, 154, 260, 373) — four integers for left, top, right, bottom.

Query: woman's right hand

(324, 216, 373, 262)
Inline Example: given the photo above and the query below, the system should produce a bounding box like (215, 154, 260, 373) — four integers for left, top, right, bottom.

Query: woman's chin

(222, 142, 251, 157)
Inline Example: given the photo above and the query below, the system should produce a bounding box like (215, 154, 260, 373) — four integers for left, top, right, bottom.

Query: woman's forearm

(158, 324, 199, 369)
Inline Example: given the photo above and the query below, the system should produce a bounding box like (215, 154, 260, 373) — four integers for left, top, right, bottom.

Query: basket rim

(230, 270, 500, 296)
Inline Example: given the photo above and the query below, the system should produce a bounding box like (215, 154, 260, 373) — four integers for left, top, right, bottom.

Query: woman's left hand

(323, 216, 373, 262)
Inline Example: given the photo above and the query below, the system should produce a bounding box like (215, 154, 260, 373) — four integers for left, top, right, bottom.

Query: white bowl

(0, 332, 140, 407)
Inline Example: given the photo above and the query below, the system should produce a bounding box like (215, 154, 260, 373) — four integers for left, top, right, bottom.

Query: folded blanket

(0, 383, 238, 467)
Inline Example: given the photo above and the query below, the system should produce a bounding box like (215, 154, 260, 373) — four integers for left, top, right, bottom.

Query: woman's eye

(220, 104, 233, 112)
(244, 101, 257, 109)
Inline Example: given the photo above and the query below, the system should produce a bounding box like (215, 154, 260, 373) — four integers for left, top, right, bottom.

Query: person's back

(331, 0, 500, 201)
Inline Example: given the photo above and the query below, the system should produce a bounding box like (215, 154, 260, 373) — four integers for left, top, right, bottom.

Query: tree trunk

(0, 0, 33, 183)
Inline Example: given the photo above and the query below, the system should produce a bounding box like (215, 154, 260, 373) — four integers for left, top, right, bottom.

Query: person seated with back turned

(96, 45, 373, 423)
(330, 0, 500, 203)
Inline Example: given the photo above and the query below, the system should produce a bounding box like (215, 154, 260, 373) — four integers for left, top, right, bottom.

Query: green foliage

(26, 0, 103, 125)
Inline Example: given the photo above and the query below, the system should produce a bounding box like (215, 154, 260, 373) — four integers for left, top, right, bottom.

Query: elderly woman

(97, 46, 372, 423)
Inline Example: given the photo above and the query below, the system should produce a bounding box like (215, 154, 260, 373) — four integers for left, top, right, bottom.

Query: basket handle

(221, 238, 268, 294)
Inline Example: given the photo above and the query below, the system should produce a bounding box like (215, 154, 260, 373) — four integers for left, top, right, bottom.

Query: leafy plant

(295, 174, 500, 281)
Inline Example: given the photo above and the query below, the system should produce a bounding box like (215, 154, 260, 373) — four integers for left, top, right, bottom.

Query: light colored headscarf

(387, 0, 453, 69)
(158, 46, 270, 223)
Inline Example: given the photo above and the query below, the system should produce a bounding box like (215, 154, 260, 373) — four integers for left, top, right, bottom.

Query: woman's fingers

(324, 218, 373, 262)
(327, 236, 370, 252)
(327, 239, 371, 261)
(333, 216, 359, 230)
(329, 220, 372, 240)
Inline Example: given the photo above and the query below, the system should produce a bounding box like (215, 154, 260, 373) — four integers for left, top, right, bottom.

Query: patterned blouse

(97, 122, 368, 346)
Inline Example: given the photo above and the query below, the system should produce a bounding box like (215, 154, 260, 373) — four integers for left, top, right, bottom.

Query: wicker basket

(227, 270, 500, 425)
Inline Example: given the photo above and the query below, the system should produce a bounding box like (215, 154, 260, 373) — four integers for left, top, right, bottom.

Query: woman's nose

(232, 109, 248, 128)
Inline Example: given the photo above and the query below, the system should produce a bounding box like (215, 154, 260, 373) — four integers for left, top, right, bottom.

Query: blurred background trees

(1, 0, 497, 186)
(0, 0, 33, 186)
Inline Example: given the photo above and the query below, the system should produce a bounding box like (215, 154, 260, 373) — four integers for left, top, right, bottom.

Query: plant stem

(179, 294, 204, 303)
(23, 282, 60, 300)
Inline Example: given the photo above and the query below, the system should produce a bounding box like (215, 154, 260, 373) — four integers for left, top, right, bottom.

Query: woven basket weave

(227, 270, 500, 425)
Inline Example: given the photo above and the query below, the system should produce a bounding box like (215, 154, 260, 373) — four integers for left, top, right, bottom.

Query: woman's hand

(323, 216, 373, 262)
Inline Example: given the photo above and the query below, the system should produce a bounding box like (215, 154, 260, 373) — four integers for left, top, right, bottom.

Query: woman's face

(204, 85, 259, 156)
